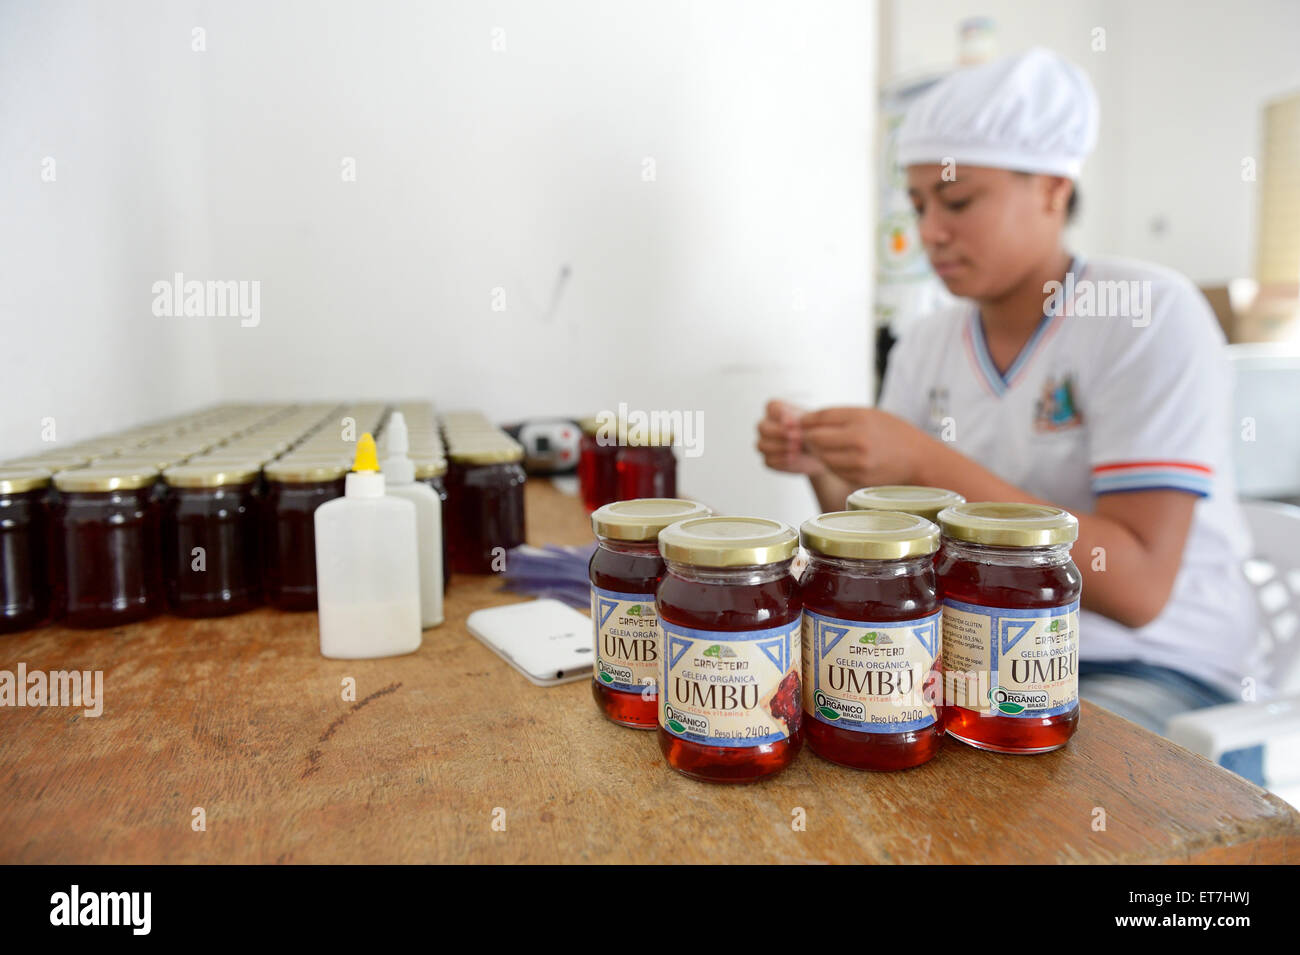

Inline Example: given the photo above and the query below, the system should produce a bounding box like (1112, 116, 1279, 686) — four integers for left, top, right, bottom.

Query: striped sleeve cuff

(1091, 460, 1213, 497)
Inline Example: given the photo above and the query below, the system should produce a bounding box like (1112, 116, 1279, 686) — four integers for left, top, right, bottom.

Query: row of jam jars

(445, 445, 526, 574)
(261, 460, 348, 610)
(0, 468, 54, 633)
(161, 463, 262, 617)
(935, 502, 1082, 754)
(799, 510, 944, 770)
(655, 516, 803, 783)
(51, 466, 164, 628)
(588, 499, 712, 728)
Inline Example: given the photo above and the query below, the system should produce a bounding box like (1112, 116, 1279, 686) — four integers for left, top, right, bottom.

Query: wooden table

(2, 480, 1297, 864)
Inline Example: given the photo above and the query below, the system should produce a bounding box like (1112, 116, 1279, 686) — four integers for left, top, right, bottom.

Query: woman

(757, 48, 1266, 782)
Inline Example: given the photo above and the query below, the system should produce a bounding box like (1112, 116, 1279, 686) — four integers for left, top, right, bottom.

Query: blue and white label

(590, 585, 659, 696)
(942, 598, 1080, 717)
(802, 609, 941, 733)
(659, 619, 802, 748)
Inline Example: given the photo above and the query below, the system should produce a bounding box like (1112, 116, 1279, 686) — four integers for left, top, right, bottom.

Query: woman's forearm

(913, 441, 1184, 628)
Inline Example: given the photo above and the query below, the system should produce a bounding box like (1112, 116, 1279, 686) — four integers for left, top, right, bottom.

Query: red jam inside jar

(51, 467, 164, 628)
(445, 447, 526, 574)
(578, 418, 619, 512)
(0, 469, 54, 633)
(800, 510, 943, 771)
(656, 517, 802, 783)
(936, 502, 1082, 754)
(589, 498, 712, 729)
(617, 443, 677, 500)
(262, 462, 347, 611)
(162, 464, 262, 617)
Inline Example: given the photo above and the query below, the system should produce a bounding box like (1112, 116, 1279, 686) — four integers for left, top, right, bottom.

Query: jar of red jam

(936, 502, 1081, 754)
(846, 485, 965, 524)
(51, 467, 163, 628)
(616, 430, 676, 500)
(589, 498, 712, 728)
(262, 461, 347, 610)
(445, 446, 527, 574)
(800, 510, 942, 771)
(162, 463, 262, 617)
(413, 455, 451, 590)
(657, 517, 802, 783)
(578, 417, 618, 512)
(0, 468, 54, 633)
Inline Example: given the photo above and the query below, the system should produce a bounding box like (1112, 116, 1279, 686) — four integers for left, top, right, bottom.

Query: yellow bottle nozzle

(353, 433, 380, 472)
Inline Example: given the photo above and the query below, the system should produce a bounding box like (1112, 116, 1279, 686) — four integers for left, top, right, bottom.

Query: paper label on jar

(941, 598, 1079, 717)
(590, 586, 660, 697)
(802, 609, 940, 733)
(658, 619, 801, 748)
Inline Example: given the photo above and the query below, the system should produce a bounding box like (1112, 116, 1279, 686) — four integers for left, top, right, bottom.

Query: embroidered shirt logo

(1035, 374, 1083, 432)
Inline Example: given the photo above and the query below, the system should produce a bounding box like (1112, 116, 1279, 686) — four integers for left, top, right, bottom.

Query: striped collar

(965, 255, 1085, 397)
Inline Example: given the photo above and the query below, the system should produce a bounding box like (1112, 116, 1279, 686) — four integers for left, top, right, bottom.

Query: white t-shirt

(879, 254, 1264, 698)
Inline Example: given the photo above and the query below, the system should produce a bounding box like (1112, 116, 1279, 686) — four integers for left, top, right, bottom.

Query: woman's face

(905, 164, 1068, 300)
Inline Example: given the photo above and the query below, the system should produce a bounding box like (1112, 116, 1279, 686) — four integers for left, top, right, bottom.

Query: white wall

(884, 0, 1300, 285)
(1, 0, 875, 525)
(1, 0, 220, 456)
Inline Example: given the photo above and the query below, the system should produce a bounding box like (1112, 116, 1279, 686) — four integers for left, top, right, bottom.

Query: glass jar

(616, 434, 676, 501)
(578, 416, 618, 512)
(846, 485, 965, 524)
(162, 463, 262, 617)
(589, 498, 712, 728)
(445, 446, 526, 574)
(800, 510, 942, 771)
(657, 517, 802, 783)
(936, 502, 1081, 754)
(413, 456, 451, 590)
(51, 467, 163, 628)
(0, 468, 54, 633)
(262, 461, 348, 610)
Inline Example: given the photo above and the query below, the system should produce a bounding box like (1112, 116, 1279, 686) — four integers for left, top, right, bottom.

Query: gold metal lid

(0, 468, 52, 494)
(846, 485, 966, 522)
(591, 499, 712, 541)
(105, 453, 190, 471)
(11, 453, 92, 469)
(937, 502, 1079, 547)
(801, 510, 939, 560)
(578, 416, 604, 436)
(658, 516, 798, 567)
(54, 466, 160, 492)
(411, 456, 448, 479)
(448, 445, 524, 465)
(264, 461, 349, 483)
(162, 463, 261, 488)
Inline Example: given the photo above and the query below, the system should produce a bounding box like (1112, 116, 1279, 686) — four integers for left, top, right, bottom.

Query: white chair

(1167, 500, 1300, 804)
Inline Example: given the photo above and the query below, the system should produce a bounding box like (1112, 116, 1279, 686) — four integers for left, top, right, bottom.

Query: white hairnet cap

(896, 47, 1099, 179)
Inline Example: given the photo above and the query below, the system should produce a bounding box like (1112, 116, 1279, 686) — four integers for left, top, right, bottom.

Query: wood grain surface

(0, 480, 1296, 864)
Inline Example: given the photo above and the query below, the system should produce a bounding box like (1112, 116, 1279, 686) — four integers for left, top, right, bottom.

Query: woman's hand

(755, 400, 827, 476)
(798, 407, 936, 487)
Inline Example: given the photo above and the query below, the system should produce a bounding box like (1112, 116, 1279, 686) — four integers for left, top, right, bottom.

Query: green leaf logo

(627, 605, 642, 616)
(703, 645, 720, 657)
(818, 706, 841, 721)
(598, 671, 614, 684)
(859, 632, 878, 644)
(1048, 619, 1060, 632)
(667, 719, 687, 734)
(996, 700, 1025, 715)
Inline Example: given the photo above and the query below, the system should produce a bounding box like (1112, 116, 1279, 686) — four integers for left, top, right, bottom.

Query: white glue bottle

(381, 411, 445, 628)
(314, 433, 422, 659)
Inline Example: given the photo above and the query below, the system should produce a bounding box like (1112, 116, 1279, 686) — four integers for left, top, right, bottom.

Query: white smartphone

(467, 598, 594, 687)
